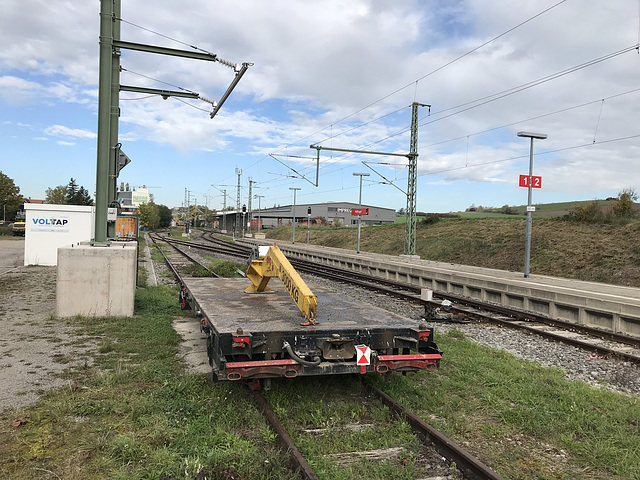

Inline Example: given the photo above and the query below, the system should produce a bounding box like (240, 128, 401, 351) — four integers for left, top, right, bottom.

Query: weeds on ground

(264, 376, 435, 480)
(205, 257, 247, 277)
(0, 286, 300, 480)
(182, 264, 212, 277)
(372, 330, 640, 480)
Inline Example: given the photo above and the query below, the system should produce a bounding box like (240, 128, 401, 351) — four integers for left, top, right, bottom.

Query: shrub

(610, 188, 638, 219)
(564, 200, 607, 223)
(421, 214, 441, 225)
(499, 204, 517, 215)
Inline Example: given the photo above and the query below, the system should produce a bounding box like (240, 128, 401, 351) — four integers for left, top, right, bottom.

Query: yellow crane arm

(244, 244, 318, 325)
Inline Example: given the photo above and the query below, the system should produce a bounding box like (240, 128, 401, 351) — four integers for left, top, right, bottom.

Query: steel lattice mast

(404, 102, 421, 256)
(310, 102, 429, 256)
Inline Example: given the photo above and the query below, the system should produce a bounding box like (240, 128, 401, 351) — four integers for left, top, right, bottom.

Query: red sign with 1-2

(519, 175, 542, 188)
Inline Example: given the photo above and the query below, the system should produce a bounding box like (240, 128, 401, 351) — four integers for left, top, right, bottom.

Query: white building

(117, 185, 150, 215)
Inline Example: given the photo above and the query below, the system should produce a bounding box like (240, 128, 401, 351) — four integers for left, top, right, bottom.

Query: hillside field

(265, 217, 640, 288)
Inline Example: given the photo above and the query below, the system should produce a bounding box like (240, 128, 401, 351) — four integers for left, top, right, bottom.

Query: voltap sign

(31, 216, 70, 232)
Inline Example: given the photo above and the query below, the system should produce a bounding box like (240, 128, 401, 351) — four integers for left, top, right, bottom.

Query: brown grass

(267, 218, 640, 287)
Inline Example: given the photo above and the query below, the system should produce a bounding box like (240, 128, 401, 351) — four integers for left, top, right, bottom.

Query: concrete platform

(56, 242, 137, 317)
(240, 239, 640, 338)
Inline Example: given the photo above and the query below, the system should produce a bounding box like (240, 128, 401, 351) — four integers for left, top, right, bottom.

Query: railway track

(253, 379, 506, 480)
(152, 230, 507, 479)
(148, 232, 219, 279)
(182, 231, 640, 366)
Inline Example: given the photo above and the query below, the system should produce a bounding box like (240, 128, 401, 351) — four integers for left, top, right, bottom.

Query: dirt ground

(0, 236, 207, 415)
(0, 238, 95, 412)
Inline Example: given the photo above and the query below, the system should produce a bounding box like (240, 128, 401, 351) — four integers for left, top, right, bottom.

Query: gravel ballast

(308, 275, 640, 397)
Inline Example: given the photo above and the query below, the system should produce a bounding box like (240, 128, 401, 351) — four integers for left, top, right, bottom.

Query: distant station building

(213, 201, 395, 234)
(257, 202, 395, 228)
(117, 183, 150, 215)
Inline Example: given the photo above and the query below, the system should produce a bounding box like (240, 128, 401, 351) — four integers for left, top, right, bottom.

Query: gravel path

(0, 239, 95, 412)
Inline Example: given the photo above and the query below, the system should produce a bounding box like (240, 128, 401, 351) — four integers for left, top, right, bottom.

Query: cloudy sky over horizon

(2, 0, 639, 213)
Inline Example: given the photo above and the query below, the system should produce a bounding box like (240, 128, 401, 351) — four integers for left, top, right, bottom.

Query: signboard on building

(351, 208, 369, 216)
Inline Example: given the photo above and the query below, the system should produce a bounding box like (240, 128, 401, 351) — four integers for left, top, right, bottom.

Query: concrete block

(56, 242, 137, 317)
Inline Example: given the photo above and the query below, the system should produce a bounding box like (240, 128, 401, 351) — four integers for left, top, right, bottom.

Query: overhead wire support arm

(309, 144, 410, 190)
(310, 101, 428, 256)
(113, 40, 220, 62)
(119, 85, 200, 99)
(210, 62, 252, 119)
(310, 144, 410, 159)
(114, 40, 252, 119)
(269, 153, 319, 186)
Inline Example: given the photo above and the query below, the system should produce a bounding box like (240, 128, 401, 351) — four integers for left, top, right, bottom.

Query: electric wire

(367, 44, 640, 149)
(592, 99, 605, 144)
(120, 94, 158, 101)
(256, 0, 569, 180)
(118, 4, 632, 206)
(120, 67, 198, 95)
(329, 42, 640, 159)
(423, 45, 639, 120)
(422, 86, 640, 150)
(421, 133, 640, 177)
(306, 0, 568, 149)
(116, 17, 214, 55)
(174, 97, 211, 113)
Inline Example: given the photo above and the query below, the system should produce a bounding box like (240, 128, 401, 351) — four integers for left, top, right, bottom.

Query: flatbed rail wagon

(180, 277, 442, 381)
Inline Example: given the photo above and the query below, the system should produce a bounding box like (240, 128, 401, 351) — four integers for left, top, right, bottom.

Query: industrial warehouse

(212, 201, 396, 233)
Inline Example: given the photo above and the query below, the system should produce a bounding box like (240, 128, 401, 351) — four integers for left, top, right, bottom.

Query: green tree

(611, 188, 638, 218)
(0, 172, 23, 221)
(64, 178, 93, 206)
(136, 202, 160, 230)
(44, 185, 68, 204)
(64, 178, 78, 204)
(75, 186, 93, 206)
(157, 204, 173, 229)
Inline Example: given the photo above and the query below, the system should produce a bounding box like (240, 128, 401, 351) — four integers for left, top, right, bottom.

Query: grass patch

(205, 257, 247, 277)
(182, 264, 213, 277)
(0, 286, 301, 479)
(371, 330, 640, 479)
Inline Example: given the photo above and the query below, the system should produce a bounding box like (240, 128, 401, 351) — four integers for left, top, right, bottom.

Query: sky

(1, 0, 640, 214)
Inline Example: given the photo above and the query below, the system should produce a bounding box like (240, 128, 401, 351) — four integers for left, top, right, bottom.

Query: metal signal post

(517, 131, 547, 278)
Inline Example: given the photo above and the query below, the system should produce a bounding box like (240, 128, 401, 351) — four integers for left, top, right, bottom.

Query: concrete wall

(56, 242, 137, 317)
(24, 204, 94, 266)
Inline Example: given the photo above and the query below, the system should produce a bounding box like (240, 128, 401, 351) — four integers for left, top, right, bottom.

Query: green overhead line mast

(94, 0, 251, 244)
(405, 102, 430, 256)
(310, 102, 429, 256)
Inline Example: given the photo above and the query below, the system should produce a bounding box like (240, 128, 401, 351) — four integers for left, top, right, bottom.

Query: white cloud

(2, 0, 640, 210)
(45, 125, 96, 139)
